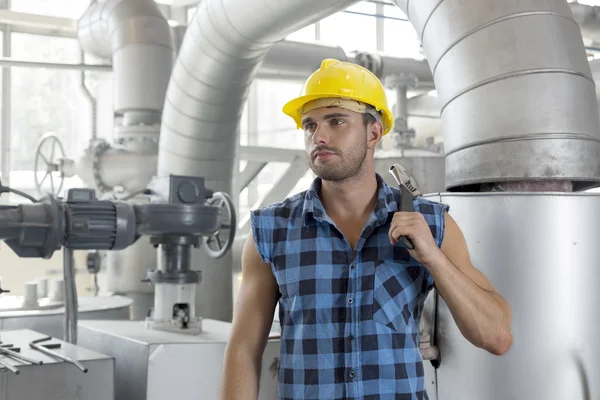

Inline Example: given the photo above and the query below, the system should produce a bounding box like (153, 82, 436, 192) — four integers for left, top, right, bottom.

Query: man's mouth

(313, 149, 336, 160)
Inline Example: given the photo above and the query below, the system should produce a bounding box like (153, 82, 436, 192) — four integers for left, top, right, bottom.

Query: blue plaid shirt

(250, 174, 449, 400)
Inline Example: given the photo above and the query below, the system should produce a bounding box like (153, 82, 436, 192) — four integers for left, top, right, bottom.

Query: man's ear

(367, 121, 384, 149)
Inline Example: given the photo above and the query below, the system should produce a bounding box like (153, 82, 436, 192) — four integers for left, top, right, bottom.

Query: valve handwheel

(34, 133, 66, 197)
(202, 191, 236, 259)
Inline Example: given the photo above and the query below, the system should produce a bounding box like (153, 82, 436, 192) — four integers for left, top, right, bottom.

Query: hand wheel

(202, 191, 237, 259)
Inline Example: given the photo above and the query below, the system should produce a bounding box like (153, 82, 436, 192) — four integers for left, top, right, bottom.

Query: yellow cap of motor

(282, 58, 394, 135)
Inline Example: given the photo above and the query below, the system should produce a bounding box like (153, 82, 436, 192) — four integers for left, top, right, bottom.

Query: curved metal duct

(157, 0, 360, 322)
(77, 0, 174, 126)
(393, 0, 600, 191)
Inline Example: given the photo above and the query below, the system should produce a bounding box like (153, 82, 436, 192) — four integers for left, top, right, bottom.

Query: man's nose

(312, 123, 330, 145)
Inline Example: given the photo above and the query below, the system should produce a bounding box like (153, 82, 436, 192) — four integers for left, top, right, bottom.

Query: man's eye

(330, 119, 344, 126)
(304, 123, 316, 132)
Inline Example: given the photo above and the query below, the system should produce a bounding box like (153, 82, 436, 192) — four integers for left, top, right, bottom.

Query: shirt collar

(302, 173, 398, 227)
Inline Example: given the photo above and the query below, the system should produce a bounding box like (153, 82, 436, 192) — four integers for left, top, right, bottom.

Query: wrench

(388, 163, 422, 250)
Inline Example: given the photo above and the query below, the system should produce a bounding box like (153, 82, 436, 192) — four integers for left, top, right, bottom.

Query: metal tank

(389, 0, 600, 399)
(0, 278, 131, 339)
(423, 192, 600, 399)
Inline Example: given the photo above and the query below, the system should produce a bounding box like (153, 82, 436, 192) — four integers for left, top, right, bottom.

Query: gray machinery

(0, 174, 247, 400)
(0, 173, 275, 400)
(0, 174, 235, 344)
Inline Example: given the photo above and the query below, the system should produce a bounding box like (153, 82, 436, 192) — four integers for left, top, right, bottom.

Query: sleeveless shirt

(250, 174, 449, 400)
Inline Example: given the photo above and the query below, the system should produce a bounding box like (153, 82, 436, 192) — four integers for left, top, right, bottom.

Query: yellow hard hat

(282, 58, 394, 135)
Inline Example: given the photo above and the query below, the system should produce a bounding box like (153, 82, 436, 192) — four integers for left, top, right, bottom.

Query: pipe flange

(352, 51, 384, 78)
(146, 269, 201, 285)
(385, 73, 418, 90)
(91, 140, 112, 193)
(114, 124, 160, 144)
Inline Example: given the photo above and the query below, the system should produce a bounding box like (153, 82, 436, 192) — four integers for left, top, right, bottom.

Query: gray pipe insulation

(394, 0, 600, 191)
(77, 0, 174, 125)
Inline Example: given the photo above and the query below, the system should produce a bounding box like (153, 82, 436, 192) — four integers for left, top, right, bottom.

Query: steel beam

(0, 10, 76, 37)
(238, 156, 310, 234)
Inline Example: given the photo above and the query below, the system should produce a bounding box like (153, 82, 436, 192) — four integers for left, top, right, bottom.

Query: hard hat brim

(283, 94, 394, 135)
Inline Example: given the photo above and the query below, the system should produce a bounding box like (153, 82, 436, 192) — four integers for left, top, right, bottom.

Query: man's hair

(362, 104, 383, 128)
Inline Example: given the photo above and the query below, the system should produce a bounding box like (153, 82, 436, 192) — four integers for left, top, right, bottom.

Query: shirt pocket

(372, 260, 424, 332)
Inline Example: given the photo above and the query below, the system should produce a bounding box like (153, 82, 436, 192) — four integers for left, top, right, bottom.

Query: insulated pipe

(393, 0, 600, 191)
(259, 40, 434, 85)
(156, 0, 360, 322)
(259, 40, 349, 80)
(77, 0, 174, 124)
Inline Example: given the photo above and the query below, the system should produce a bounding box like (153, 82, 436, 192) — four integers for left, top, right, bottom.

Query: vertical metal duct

(77, 0, 174, 320)
(393, 0, 600, 191)
(157, 0, 360, 322)
(77, 0, 174, 126)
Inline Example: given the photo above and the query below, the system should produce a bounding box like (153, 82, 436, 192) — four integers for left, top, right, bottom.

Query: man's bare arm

(219, 234, 279, 400)
(427, 212, 513, 355)
(389, 211, 512, 355)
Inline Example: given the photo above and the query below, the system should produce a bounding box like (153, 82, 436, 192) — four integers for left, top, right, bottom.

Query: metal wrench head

(389, 163, 421, 197)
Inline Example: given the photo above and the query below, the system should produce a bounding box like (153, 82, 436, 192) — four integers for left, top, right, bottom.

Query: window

(320, 3, 378, 52)
(10, 34, 104, 198)
(383, 5, 423, 59)
(255, 79, 305, 149)
(12, 33, 80, 63)
(12, 0, 91, 19)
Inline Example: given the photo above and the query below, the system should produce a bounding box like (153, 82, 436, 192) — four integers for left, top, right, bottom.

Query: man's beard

(308, 136, 368, 182)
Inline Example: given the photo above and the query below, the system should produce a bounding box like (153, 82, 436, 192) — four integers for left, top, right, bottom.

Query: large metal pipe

(394, 0, 600, 191)
(77, 0, 174, 125)
(156, 0, 360, 322)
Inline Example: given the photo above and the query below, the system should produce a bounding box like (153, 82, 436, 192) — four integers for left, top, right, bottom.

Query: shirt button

(348, 335, 354, 342)
(350, 264, 355, 270)
(348, 298, 353, 304)
(349, 370, 355, 379)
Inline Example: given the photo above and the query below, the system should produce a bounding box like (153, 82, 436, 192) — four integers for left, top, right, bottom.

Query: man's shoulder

(250, 190, 307, 219)
(414, 196, 449, 211)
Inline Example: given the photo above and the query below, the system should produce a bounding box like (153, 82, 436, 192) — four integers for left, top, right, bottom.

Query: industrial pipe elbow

(77, 0, 174, 125)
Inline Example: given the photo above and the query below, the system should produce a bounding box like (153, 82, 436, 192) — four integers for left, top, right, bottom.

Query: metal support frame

(375, 2, 384, 51)
(0, 10, 77, 38)
(237, 153, 310, 234)
(0, 57, 111, 71)
(1, 2, 11, 187)
(236, 161, 267, 197)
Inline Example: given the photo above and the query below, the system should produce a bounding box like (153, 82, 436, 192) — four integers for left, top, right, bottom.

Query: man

(219, 59, 512, 400)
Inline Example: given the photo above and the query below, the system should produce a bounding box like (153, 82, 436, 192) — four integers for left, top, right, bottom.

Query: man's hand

(389, 210, 513, 356)
(388, 211, 442, 266)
